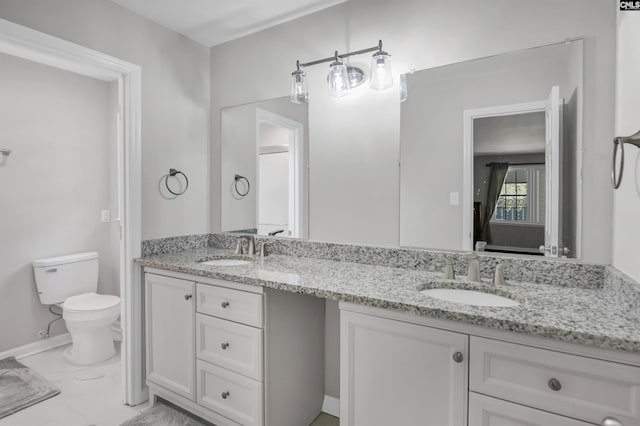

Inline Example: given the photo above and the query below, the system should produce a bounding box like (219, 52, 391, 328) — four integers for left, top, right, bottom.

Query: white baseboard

(112, 320, 122, 342)
(0, 333, 71, 361)
(322, 395, 340, 417)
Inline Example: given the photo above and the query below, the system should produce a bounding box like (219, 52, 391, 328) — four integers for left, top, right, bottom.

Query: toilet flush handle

(46, 268, 58, 273)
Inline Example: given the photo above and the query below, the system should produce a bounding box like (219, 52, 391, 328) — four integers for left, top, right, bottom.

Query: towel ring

(165, 168, 189, 196)
(611, 130, 640, 189)
(234, 174, 250, 197)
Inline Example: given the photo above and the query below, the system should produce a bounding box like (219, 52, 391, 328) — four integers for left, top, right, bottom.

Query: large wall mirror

(221, 98, 309, 238)
(220, 40, 584, 259)
(400, 41, 582, 258)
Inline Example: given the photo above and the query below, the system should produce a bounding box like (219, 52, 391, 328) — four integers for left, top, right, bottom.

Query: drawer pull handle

(221, 301, 230, 308)
(601, 418, 622, 426)
(184, 294, 192, 301)
(221, 391, 230, 399)
(452, 352, 464, 363)
(548, 378, 562, 391)
(221, 342, 230, 350)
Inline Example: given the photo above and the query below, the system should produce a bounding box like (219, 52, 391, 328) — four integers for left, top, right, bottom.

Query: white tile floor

(0, 343, 144, 426)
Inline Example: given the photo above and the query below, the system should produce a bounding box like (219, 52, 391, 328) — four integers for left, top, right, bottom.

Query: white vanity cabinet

(340, 308, 469, 426)
(144, 269, 325, 426)
(340, 303, 640, 426)
(145, 273, 196, 401)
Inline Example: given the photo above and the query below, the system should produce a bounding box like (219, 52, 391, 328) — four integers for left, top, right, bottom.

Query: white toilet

(33, 252, 120, 365)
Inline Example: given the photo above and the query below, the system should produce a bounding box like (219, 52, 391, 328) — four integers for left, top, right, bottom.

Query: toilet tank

(32, 252, 99, 305)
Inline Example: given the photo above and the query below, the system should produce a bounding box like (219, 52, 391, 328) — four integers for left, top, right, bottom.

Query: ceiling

(474, 111, 546, 156)
(111, 0, 347, 46)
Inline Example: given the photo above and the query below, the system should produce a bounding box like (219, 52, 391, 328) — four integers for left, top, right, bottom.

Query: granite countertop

(136, 247, 640, 353)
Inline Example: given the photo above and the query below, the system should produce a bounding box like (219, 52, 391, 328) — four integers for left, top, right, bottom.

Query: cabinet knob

(548, 378, 562, 391)
(221, 342, 230, 350)
(221, 301, 229, 308)
(221, 391, 230, 399)
(184, 294, 192, 301)
(452, 352, 464, 363)
(602, 418, 622, 426)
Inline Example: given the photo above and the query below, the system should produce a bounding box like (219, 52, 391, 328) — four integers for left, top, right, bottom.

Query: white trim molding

(322, 395, 340, 417)
(0, 18, 144, 405)
(0, 333, 71, 361)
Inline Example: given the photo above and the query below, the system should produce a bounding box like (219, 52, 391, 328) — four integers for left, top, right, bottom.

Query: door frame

(461, 101, 547, 251)
(255, 108, 307, 239)
(0, 19, 145, 405)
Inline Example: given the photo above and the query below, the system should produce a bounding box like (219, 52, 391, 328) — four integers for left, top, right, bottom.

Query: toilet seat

(63, 292, 120, 322)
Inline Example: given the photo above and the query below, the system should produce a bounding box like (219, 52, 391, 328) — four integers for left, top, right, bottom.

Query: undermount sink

(420, 288, 520, 307)
(200, 258, 251, 266)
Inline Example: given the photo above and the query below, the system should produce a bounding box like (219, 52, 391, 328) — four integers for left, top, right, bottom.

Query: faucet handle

(443, 257, 455, 279)
(235, 237, 244, 255)
(493, 264, 505, 286)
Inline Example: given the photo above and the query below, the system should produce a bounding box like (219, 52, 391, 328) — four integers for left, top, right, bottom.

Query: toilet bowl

(32, 252, 120, 366)
(61, 292, 120, 365)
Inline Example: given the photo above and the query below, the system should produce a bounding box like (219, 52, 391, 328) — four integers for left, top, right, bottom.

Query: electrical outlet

(449, 192, 460, 206)
(101, 210, 111, 223)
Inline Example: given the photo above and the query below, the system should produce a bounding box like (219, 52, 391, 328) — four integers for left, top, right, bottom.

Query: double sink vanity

(136, 234, 640, 426)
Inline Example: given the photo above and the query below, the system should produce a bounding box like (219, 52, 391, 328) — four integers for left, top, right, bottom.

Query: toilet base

(64, 317, 118, 365)
(63, 343, 116, 366)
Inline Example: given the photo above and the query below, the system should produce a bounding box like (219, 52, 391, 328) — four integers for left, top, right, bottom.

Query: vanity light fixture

(290, 40, 393, 102)
(290, 61, 308, 104)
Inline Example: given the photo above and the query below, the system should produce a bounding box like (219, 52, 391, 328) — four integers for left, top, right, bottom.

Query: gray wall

(0, 0, 210, 241)
(0, 0, 209, 351)
(209, 0, 615, 400)
(0, 53, 117, 351)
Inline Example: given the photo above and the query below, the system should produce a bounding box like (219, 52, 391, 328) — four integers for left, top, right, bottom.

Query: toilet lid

(64, 292, 120, 312)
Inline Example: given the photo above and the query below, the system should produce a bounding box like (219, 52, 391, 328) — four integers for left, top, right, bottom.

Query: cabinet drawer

(470, 336, 640, 424)
(469, 392, 592, 426)
(197, 360, 263, 426)
(197, 283, 263, 328)
(196, 314, 263, 380)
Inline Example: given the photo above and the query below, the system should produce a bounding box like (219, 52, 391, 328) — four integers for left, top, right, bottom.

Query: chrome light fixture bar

(290, 40, 393, 103)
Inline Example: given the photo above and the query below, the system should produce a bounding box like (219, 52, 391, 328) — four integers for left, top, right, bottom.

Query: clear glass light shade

(370, 52, 393, 90)
(290, 70, 308, 104)
(328, 60, 350, 97)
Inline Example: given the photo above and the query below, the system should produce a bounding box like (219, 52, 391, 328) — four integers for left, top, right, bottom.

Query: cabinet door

(340, 310, 468, 426)
(468, 393, 592, 426)
(145, 273, 195, 400)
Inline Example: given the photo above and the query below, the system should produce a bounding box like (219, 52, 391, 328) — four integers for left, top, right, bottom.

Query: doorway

(0, 18, 143, 405)
(256, 109, 305, 238)
(462, 86, 568, 257)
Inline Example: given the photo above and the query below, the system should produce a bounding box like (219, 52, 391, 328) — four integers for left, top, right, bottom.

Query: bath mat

(120, 400, 212, 426)
(0, 356, 61, 419)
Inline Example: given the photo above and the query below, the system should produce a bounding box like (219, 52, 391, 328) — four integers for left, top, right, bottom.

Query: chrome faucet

(442, 257, 455, 279)
(243, 235, 256, 256)
(234, 236, 244, 255)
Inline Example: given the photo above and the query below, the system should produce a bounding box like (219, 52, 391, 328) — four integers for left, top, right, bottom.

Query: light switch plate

(449, 192, 460, 206)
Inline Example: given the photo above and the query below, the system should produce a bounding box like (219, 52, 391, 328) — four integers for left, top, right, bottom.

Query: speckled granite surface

(142, 234, 209, 257)
(208, 233, 604, 288)
(136, 247, 640, 353)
